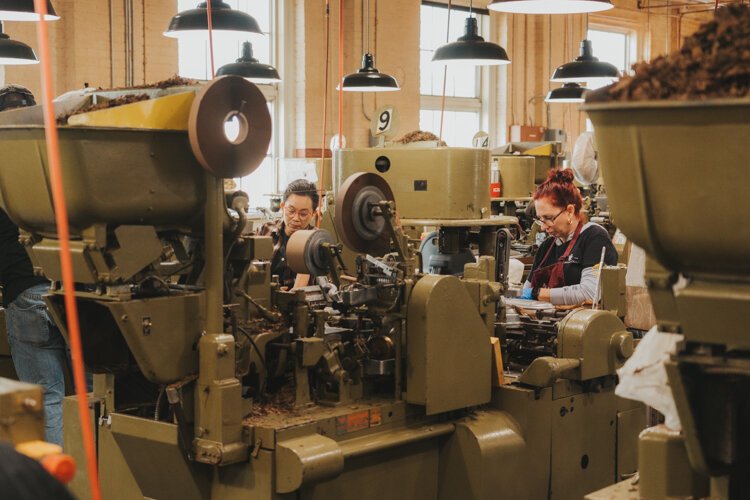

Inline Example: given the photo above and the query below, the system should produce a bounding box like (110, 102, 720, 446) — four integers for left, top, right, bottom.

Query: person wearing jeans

(1, 85, 69, 446)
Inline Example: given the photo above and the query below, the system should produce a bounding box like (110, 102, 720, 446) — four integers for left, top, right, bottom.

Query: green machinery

(584, 99, 750, 499)
(0, 78, 644, 499)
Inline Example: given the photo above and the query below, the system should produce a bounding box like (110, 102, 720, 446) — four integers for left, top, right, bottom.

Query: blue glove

(520, 288, 533, 300)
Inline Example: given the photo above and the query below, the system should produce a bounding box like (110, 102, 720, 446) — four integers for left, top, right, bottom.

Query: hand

(520, 288, 533, 300)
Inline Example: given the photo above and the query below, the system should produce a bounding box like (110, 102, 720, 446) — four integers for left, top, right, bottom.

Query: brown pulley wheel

(188, 76, 272, 179)
(334, 172, 394, 255)
(287, 229, 335, 275)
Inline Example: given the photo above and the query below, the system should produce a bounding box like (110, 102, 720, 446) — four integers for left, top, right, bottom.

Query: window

(177, 0, 279, 209)
(419, 3, 489, 147)
(586, 27, 636, 90)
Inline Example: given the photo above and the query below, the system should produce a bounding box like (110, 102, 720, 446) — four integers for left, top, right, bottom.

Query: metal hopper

(584, 99, 750, 278)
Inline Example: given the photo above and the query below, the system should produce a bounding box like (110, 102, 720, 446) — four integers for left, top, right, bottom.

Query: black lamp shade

(340, 53, 399, 92)
(216, 41, 280, 84)
(0, 0, 58, 21)
(545, 83, 588, 103)
(551, 39, 620, 83)
(0, 32, 38, 65)
(164, 1, 262, 41)
(432, 17, 510, 66)
(488, 0, 613, 14)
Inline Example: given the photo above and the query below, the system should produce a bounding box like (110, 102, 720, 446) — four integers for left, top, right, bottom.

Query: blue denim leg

(5, 283, 68, 446)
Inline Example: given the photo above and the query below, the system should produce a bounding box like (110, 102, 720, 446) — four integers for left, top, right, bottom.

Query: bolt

(22, 398, 38, 411)
(217, 344, 229, 356)
(121, 314, 129, 322)
(196, 427, 206, 438)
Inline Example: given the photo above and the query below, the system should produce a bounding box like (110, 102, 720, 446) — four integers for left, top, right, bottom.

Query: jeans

(5, 283, 68, 446)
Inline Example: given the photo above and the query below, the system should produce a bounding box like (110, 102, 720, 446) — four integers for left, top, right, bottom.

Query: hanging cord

(438, 0, 453, 145)
(206, 0, 216, 78)
(32, 1, 101, 499)
(338, 0, 344, 147)
(317, 0, 331, 229)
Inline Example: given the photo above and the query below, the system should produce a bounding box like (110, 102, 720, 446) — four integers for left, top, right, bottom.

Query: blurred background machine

(334, 146, 518, 283)
(584, 98, 750, 499)
(0, 77, 643, 499)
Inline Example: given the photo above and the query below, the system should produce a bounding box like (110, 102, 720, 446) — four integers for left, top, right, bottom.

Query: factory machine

(0, 77, 643, 499)
(585, 99, 750, 499)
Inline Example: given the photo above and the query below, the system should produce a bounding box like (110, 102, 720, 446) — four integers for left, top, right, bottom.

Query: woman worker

(520, 169, 617, 304)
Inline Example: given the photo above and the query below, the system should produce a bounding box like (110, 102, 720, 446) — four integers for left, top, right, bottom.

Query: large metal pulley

(287, 229, 336, 276)
(334, 172, 395, 255)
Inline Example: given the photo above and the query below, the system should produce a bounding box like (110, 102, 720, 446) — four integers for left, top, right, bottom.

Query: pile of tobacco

(591, 4, 750, 101)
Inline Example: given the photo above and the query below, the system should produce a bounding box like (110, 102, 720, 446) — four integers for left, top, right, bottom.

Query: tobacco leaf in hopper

(588, 4, 750, 102)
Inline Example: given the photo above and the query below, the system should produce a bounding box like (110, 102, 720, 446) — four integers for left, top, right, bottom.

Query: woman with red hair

(521, 169, 617, 305)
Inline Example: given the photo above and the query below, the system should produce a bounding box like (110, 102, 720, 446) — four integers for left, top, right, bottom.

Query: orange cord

(206, 0, 215, 78)
(338, 0, 344, 149)
(438, 0, 452, 145)
(32, 1, 101, 499)
(317, 0, 331, 229)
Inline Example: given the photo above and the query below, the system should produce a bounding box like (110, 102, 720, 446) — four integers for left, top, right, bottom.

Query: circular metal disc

(188, 76, 272, 179)
(334, 172, 394, 255)
(287, 229, 335, 276)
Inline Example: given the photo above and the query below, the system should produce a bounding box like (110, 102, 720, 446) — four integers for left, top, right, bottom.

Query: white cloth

(571, 132, 598, 186)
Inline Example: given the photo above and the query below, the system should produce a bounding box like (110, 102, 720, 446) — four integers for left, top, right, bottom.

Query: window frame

(419, 2, 492, 146)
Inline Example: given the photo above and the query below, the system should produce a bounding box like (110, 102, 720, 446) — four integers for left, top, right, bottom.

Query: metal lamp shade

(164, 1, 262, 41)
(340, 53, 399, 92)
(545, 83, 589, 103)
(216, 42, 280, 84)
(0, 0, 58, 21)
(488, 0, 613, 14)
(432, 17, 510, 66)
(0, 33, 37, 65)
(551, 40, 620, 84)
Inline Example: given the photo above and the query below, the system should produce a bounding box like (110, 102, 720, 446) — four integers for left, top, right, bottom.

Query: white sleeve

(548, 266, 598, 305)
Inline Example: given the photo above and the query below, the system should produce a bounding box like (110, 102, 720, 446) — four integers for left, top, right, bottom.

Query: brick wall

(2, 0, 178, 97)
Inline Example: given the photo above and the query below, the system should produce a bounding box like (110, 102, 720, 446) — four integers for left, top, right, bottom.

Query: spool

(287, 229, 335, 276)
(188, 76, 272, 179)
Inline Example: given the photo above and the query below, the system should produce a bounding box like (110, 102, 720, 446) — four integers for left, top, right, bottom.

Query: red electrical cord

(338, 0, 344, 149)
(317, 0, 331, 229)
(206, 0, 215, 78)
(32, 1, 101, 499)
(438, 0, 452, 145)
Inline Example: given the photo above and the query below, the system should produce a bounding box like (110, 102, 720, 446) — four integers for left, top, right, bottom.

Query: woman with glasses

(257, 179, 319, 289)
(520, 169, 617, 305)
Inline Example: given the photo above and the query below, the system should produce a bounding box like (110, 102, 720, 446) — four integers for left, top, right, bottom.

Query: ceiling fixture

(216, 41, 280, 84)
(545, 83, 589, 103)
(0, 21, 37, 65)
(0, 0, 59, 21)
(488, 0, 613, 15)
(341, 0, 399, 92)
(164, 1, 262, 42)
(551, 39, 620, 84)
(432, 1, 510, 66)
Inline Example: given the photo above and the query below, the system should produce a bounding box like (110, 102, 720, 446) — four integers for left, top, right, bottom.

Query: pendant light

(0, 0, 59, 21)
(0, 21, 37, 65)
(164, 1, 262, 42)
(488, 0, 613, 15)
(545, 83, 589, 103)
(551, 39, 620, 84)
(341, 0, 399, 92)
(432, 1, 510, 66)
(216, 41, 280, 84)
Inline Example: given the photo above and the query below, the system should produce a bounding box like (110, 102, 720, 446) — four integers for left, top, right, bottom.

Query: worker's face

(534, 197, 575, 239)
(281, 194, 314, 236)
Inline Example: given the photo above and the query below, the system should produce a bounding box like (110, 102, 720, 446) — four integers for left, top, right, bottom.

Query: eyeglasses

(534, 208, 566, 226)
(284, 205, 312, 219)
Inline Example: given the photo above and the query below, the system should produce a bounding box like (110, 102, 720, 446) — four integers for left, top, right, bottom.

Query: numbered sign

(370, 105, 400, 139)
(473, 131, 490, 149)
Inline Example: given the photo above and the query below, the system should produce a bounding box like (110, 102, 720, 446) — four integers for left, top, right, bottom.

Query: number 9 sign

(371, 105, 400, 139)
